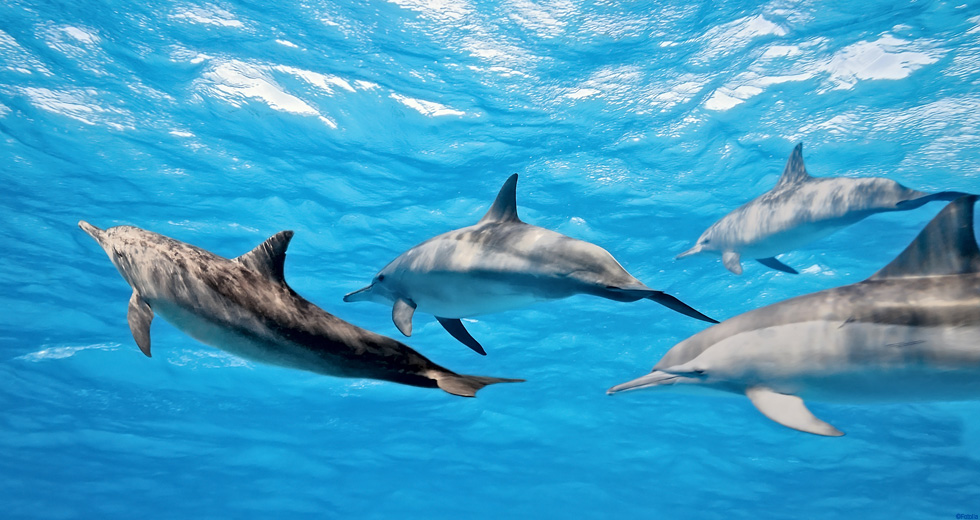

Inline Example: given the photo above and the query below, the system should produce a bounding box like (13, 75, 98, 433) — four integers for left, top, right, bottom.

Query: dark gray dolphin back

(870, 195, 980, 280)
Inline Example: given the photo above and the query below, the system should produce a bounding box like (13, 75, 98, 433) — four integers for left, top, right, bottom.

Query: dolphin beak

(78, 221, 106, 246)
(343, 284, 374, 303)
(676, 244, 702, 260)
(607, 371, 680, 395)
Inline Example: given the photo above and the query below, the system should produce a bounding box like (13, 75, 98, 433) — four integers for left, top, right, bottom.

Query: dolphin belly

(399, 271, 570, 318)
(149, 299, 346, 377)
(738, 221, 852, 259)
(690, 320, 980, 404)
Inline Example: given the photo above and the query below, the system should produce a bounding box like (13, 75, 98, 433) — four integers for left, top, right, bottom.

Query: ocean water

(3, 0, 980, 518)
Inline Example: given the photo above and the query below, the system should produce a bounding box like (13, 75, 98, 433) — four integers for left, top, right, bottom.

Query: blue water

(3, 0, 980, 518)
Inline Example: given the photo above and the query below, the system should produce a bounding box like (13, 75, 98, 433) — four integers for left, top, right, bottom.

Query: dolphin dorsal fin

(869, 196, 980, 280)
(235, 231, 294, 284)
(479, 174, 521, 223)
(775, 143, 810, 189)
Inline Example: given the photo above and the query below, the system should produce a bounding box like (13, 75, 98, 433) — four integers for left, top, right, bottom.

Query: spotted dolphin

(78, 221, 521, 397)
(677, 143, 967, 275)
(610, 196, 980, 436)
(344, 174, 716, 355)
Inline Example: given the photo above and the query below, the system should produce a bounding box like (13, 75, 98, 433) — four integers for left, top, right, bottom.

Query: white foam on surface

(172, 4, 245, 27)
(390, 93, 466, 117)
(18, 343, 121, 362)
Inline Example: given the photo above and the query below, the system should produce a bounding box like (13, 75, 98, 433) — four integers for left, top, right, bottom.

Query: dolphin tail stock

(433, 372, 524, 398)
(600, 286, 718, 323)
(896, 191, 972, 209)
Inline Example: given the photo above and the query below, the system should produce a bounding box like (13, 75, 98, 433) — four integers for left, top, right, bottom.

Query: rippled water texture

(3, 1, 980, 518)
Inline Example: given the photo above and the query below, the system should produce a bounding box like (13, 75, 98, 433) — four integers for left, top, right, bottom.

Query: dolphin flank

(78, 221, 522, 397)
(611, 196, 980, 436)
(344, 174, 717, 355)
(677, 143, 968, 275)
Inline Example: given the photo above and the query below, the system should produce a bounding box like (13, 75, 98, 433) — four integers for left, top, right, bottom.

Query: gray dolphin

(610, 196, 980, 436)
(78, 221, 521, 397)
(344, 174, 716, 355)
(677, 143, 967, 275)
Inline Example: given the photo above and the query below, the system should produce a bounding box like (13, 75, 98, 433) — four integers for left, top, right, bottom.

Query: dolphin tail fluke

(434, 372, 524, 398)
(897, 191, 972, 209)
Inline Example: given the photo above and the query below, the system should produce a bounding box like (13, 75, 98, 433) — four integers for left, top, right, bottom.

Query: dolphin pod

(79, 142, 979, 436)
(344, 174, 716, 355)
(677, 143, 966, 275)
(78, 221, 521, 397)
(610, 195, 980, 436)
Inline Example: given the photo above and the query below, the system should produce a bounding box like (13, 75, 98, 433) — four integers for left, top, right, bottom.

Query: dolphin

(609, 196, 980, 436)
(344, 174, 717, 355)
(78, 221, 521, 397)
(677, 143, 967, 275)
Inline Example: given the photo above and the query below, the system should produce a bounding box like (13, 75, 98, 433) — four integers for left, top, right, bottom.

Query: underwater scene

(3, 0, 980, 518)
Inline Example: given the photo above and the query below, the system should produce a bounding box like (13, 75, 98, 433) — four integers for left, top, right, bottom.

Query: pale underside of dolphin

(610, 195, 980, 436)
(78, 221, 522, 397)
(677, 143, 968, 275)
(345, 174, 717, 355)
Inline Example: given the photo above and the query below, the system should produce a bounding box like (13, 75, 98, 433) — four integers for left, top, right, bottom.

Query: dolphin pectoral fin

(722, 251, 743, 275)
(392, 298, 417, 337)
(436, 317, 487, 355)
(645, 292, 719, 324)
(745, 387, 844, 437)
(757, 257, 798, 274)
(127, 291, 153, 358)
(896, 191, 971, 209)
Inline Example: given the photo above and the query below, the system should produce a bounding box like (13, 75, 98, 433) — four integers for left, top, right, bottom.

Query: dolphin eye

(702, 239, 711, 245)
(377, 274, 385, 282)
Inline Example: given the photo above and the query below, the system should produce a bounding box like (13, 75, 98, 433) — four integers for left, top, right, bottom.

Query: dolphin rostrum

(610, 196, 980, 436)
(78, 221, 521, 397)
(345, 174, 717, 355)
(677, 143, 967, 275)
